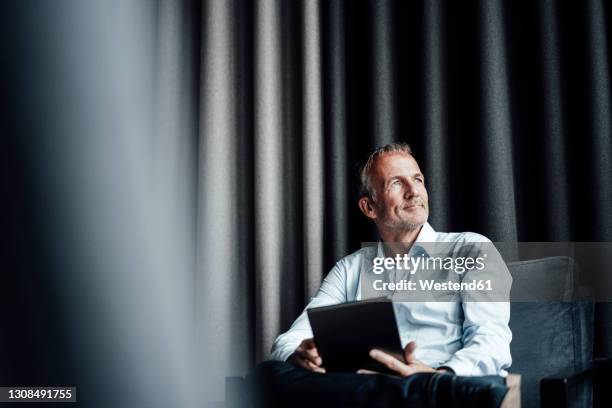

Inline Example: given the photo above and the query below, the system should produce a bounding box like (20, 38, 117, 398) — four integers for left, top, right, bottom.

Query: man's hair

(358, 142, 414, 199)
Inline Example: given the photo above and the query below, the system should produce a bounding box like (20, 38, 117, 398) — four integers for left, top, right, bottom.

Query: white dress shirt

(269, 223, 512, 376)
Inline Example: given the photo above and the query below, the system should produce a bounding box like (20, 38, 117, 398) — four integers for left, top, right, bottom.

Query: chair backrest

(508, 257, 593, 408)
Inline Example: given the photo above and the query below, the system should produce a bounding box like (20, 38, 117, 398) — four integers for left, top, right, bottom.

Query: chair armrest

(540, 357, 612, 408)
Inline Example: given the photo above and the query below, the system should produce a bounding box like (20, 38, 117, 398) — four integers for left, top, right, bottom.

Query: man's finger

(297, 357, 324, 373)
(300, 351, 323, 366)
(370, 349, 409, 376)
(295, 358, 311, 371)
(304, 351, 322, 366)
(305, 348, 322, 365)
(404, 341, 417, 364)
(356, 369, 378, 374)
(307, 361, 326, 373)
(299, 349, 322, 366)
(370, 349, 399, 366)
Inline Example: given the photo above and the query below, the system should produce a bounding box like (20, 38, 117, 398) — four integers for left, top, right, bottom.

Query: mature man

(252, 143, 516, 407)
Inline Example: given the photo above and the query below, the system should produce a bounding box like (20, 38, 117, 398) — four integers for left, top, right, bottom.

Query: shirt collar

(416, 222, 437, 243)
(376, 222, 437, 258)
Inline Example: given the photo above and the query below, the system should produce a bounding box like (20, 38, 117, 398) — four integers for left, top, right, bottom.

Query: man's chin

(404, 221, 426, 230)
(397, 210, 429, 230)
(388, 219, 427, 231)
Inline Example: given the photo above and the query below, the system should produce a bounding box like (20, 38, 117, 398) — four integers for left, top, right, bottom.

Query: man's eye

(392, 180, 401, 186)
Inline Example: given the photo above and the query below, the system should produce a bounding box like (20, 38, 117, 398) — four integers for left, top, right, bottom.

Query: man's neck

(379, 224, 423, 256)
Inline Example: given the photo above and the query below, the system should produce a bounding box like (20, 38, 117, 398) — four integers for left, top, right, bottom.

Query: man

(252, 143, 516, 407)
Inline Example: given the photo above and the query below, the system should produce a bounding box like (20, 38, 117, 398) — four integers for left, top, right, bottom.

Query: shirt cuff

(436, 366, 456, 374)
(269, 344, 299, 362)
(438, 359, 476, 376)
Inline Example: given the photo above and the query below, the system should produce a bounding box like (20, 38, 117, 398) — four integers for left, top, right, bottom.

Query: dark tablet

(306, 297, 404, 374)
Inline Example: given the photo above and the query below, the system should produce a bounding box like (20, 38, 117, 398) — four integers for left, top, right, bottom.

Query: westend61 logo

(372, 253, 487, 275)
(361, 241, 513, 301)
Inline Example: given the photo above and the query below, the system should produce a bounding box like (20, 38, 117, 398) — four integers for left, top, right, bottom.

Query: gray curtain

(195, 0, 612, 376)
(195, 0, 612, 399)
(2, 0, 611, 405)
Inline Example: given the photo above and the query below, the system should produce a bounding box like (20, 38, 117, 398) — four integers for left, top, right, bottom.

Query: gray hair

(359, 142, 414, 199)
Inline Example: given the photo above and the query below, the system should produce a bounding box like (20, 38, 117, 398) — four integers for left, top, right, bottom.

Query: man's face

(367, 152, 429, 230)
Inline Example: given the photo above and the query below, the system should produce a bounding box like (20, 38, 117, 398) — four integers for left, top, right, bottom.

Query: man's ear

(358, 197, 377, 220)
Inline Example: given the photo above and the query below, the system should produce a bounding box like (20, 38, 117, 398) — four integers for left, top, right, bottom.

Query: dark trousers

(246, 360, 505, 408)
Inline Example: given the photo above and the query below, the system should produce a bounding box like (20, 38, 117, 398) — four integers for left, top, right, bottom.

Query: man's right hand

(287, 338, 326, 373)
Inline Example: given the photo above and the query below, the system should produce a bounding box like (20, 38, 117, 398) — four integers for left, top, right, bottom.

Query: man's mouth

(403, 202, 423, 209)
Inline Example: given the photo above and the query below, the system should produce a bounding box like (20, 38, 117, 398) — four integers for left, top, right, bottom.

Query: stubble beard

(382, 208, 429, 231)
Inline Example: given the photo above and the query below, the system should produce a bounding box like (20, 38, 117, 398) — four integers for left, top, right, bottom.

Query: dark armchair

(508, 256, 610, 407)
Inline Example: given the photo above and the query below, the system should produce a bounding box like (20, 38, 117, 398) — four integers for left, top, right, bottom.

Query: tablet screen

(307, 298, 404, 374)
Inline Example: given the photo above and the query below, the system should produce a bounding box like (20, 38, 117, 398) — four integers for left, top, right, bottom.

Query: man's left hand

(357, 341, 440, 377)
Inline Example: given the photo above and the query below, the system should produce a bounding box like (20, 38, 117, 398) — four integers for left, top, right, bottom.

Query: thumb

(404, 341, 417, 363)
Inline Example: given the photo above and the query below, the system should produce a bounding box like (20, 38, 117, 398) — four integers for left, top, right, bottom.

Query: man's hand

(357, 341, 439, 377)
(287, 338, 326, 373)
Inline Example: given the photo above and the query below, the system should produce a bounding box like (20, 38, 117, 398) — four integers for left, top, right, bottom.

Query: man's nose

(403, 181, 418, 198)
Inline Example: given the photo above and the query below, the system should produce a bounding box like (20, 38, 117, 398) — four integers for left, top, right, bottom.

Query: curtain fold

(198, 0, 251, 396)
(477, 0, 517, 242)
(302, 0, 325, 299)
(322, 0, 350, 270)
(253, 0, 285, 363)
(584, 0, 612, 241)
(369, 0, 397, 146)
(422, 0, 450, 231)
(537, 0, 570, 240)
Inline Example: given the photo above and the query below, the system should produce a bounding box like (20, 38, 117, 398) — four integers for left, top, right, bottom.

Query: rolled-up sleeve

(269, 263, 348, 361)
